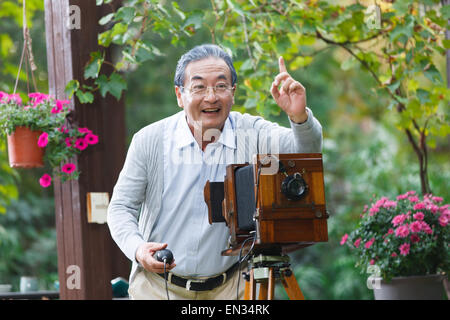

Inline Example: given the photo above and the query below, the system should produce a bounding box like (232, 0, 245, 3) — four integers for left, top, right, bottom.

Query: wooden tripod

(243, 254, 305, 300)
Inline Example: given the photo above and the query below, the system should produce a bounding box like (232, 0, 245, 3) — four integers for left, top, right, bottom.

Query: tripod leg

(281, 269, 304, 300)
(268, 268, 275, 300)
(249, 269, 257, 300)
(244, 279, 251, 300)
(258, 281, 268, 300)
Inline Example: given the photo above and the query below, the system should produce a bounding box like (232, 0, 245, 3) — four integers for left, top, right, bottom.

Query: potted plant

(0, 91, 98, 187)
(341, 191, 449, 300)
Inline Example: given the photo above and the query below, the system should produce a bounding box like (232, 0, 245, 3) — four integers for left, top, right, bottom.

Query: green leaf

(443, 40, 450, 49)
(75, 90, 94, 104)
(99, 13, 114, 25)
(64, 80, 80, 98)
(416, 89, 430, 104)
(172, 2, 186, 20)
(95, 73, 127, 100)
(110, 23, 129, 45)
(226, 0, 246, 17)
(98, 30, 112, 47)
(424, 64, 443, 84)
(84, 51, 104, 80)
(115, 7, 135, 24)
(441, 5, 450, 19)
(183, 10, 204, 29)
(392, 0, 410, 15)
(107, 73, 127, 100)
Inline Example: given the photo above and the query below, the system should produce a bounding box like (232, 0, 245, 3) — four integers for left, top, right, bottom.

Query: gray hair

(174, 44, 237, 88)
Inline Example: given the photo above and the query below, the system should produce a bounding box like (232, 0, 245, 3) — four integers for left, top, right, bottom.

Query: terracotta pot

(373, 274, 446, 300)
(7, 126, 44, 168)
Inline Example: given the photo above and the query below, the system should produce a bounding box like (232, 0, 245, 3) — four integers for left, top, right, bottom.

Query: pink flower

(413, 202, 426, 210)
(58, 126, 69, 133)
(369, 259, 375, 265)
(375, 197, 389, 207)
(39, 173, 52, 188)
(409, 221, 422, 233)
(420, 221, 433, 235)
(391, 252, 397, 257)
(439, 215, 448, 227)
(65, 137, 73, 148)
(56, 99, 69, 109)
(365, 238, 375, 249)
(410, 234, 420, 243)
(37, 132, 49, 148)
(399, 243, 410, 256)
(383, 200, 397, 208)
(51, 103, 62, 114)
(395, 225, 410, 238)
(428, 204, 439, 214)
(0, 91, 7, 103)
(61, 163, 76, 174)
(75, 138, 88, 150)
(369, 206, 379, 216)
(28, 92, 49, 106)
(432, 196, 443, 203)
(413, 212, 424, 221)
(354, 238, 362, 248)
(8, 93, 22, 105)
(392, 214, 407, 227)
(340, 234, 348, 246)
(84, 133, 98, 145)
(408, 196, 419, 203)
(78, 127, 92, 134)
(396, 193, 408, 200)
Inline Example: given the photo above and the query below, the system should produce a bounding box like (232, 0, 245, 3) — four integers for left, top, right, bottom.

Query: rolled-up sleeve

(107, 132, 148, 263)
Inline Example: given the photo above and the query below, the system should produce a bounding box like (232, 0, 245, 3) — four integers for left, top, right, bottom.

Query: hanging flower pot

(7, 126, 44, 168)
(0, 92, 99, 187)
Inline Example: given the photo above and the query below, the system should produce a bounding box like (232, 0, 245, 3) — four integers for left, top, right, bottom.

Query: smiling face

(175, 57, 235, 136)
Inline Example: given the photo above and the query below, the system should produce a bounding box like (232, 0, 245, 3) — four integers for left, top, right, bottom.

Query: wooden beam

(44, 0, 129, 299)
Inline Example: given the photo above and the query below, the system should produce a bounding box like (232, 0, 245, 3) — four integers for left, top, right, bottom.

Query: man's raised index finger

(278, 56, 287, 73)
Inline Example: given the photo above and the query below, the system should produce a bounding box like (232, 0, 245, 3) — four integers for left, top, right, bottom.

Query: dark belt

(157, 263, 240, 292)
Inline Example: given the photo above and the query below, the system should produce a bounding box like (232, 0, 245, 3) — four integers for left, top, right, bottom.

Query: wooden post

(44, 0, 130, 299)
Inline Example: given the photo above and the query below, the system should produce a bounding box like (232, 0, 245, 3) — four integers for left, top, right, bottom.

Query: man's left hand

(270, 56, 308, 124)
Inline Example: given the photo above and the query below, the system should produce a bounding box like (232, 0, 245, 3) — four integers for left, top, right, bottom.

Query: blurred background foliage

(0, 0, 448, 298)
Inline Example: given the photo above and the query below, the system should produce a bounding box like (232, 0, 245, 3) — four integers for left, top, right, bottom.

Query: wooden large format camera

(204, 153, 329, 256)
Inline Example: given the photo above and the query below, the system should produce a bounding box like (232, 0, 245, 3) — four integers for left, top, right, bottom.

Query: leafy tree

(76, 0, 449, 196)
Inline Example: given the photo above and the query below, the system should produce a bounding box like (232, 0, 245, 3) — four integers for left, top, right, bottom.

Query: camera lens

(281, 173, 308, 201)
(288, 179, 305, 196)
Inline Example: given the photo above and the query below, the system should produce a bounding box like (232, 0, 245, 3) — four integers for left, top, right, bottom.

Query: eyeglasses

(180, 84, 233, 97)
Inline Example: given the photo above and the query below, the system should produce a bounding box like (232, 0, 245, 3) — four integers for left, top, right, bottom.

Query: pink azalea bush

(341, 191, 449, 281)
(0, 92, 99, 187)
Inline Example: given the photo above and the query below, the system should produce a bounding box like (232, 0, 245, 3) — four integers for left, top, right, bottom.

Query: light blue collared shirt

(149, 111, 238, 277)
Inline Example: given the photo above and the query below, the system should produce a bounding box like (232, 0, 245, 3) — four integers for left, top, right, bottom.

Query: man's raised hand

(270, 56, 308, 124)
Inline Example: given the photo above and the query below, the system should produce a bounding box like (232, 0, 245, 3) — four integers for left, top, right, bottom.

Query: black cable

(163, 259, 170, 300)
(236, 234, 256, 300)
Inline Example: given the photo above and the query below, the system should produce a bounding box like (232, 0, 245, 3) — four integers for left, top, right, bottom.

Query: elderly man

(107, 44, 322, 300)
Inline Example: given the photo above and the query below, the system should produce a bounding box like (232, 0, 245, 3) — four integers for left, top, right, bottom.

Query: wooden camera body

(204, 153, 329, 256)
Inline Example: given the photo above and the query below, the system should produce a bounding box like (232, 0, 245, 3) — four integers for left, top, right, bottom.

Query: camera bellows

(235, 165, 257, 231)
